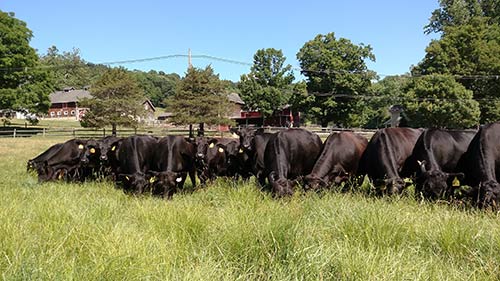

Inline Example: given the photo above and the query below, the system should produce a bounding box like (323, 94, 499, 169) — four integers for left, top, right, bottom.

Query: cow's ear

(229, 127, 240, 135)
(208, 138, 218, 148)
(110, 139, 123, 152)
(217, 144, 227, 153)
(447, 172, 465, 180)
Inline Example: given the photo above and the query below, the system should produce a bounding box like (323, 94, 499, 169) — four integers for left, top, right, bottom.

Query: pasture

(1, 137, 500, 280)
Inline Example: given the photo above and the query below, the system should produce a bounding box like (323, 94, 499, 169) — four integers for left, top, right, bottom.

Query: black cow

(195, 137, 234, 184)
(263, 128, 323, 196)
(222, 139, 252, 180)
(305, 132, 368, 190)
(232, 127, 275, 186)
(27, 142, 64, 172)
(79, 139, 103, 180)
(358, 127, 423, 195)
(401, 129, 476, 199)
(114, 135, 157, 194)
(35, 139, 88, 182)
(456, 122, 500, 207)
(148, 135, 196, 198)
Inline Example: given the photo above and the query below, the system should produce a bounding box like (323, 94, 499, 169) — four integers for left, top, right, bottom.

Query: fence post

(13, 128, 16, 138)
(43, 128, 46, 137)
(103, 128, 106, 137)
(72, 128, 76, 137)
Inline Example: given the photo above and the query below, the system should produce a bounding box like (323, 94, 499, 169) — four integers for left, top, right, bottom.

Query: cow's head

(27, 159, 36, 172)
(233, 128, 264, 152)
(98, 137, 121, 162)
(222, 141, 241, 166)
(304, 174, 328, 191)
(268, 172, 294, 197)
(80, 139, 101, 167)
(416, 160, 464, 199)
(195, 137, 209, 162)
(479, 180, 500, 208)
(377, 177, 405, 195)
(148, 171, 185, 198)
(117, 173, 148, 194)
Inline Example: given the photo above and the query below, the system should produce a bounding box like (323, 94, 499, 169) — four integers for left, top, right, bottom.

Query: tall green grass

(1, 137, 500, 280)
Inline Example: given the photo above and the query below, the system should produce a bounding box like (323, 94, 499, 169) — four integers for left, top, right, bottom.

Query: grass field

(1, 138, 500, 280)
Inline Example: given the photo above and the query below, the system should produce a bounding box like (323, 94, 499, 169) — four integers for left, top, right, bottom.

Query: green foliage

(3, 138, 500, 279)
(297, 32, 376, 127)
(365, 75, 410, 128)
(415, 18, 500, 123)
(131, 70, 180, 107)
(80, 68, 146, 131)
(425, 0, 500, 34)
(402, 74, 480, 128)
(238, 48, 295, 117)
(39, 46, 107, 90)
(168, 66, 233, 126)
(0, 10, 53, 115)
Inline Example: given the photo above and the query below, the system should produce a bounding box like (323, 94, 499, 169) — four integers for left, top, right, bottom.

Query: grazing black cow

(36, 138, 88, 182)
(358, 127, 423, 195)
(263, 128, 323, 196)
(148, 135, 196, 198)
(305, 132, 368, 190)
(27, 142, 64, 172)
(456, 122, 500, 207)
(232, 127, 275, 186)
(401, 129, 476, 199)
(114, 135, 157, 194)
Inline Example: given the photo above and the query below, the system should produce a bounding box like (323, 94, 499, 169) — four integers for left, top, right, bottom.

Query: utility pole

(188, 48, 192, 69)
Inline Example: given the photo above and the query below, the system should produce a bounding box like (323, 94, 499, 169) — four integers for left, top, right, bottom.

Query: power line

(2, 52, 500, 80)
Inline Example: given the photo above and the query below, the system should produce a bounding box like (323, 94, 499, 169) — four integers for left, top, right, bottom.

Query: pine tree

(80, 67, 146, 135)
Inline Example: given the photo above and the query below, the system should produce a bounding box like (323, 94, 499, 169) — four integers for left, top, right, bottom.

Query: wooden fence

(0, 126, 376, 140)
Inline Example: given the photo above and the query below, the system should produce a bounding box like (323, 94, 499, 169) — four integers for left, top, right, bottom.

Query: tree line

(2, 1, 500, 130)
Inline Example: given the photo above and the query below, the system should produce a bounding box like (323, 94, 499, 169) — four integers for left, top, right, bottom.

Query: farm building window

(63, 111, 68, 116)
(57, 111, 61, 116)
(50, 112, 55, 117)
(71, 110, 75, 115)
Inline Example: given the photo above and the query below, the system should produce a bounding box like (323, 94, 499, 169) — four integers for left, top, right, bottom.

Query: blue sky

(2, 0, 440, 82)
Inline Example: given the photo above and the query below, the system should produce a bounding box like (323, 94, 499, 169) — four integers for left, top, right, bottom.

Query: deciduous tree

(238, 48, 295, 118)
(297, 32, 376, 127)
(0, 10, 53, 116)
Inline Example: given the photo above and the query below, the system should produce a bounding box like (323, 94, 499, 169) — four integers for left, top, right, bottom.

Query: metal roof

(49, 89, 92, 103)
(227, 92, 245, 104)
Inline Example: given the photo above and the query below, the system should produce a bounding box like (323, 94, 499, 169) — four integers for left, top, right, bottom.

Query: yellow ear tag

(149, 176, 156, 183)
(452, 177, 460, 187)
(90, 148, 96, 154)
(125, 176, 130, 180)
(218, 147, 224, 153)
(209, 143, 215, 148)
(111, 146, 116, 151)
(78, 144, 84, 150)
(239, 148, 244, 153)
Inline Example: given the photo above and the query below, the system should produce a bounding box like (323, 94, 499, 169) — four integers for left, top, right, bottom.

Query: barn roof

(227, 92, 245, 104)
(49, 89, 92, 103)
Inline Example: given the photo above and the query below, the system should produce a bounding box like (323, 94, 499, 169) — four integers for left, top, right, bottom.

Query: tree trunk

(198, 123, 205, 136)
(321, 119, 329, 131)
(189, 124, 194, 139)
(112, 123, 117, 136)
